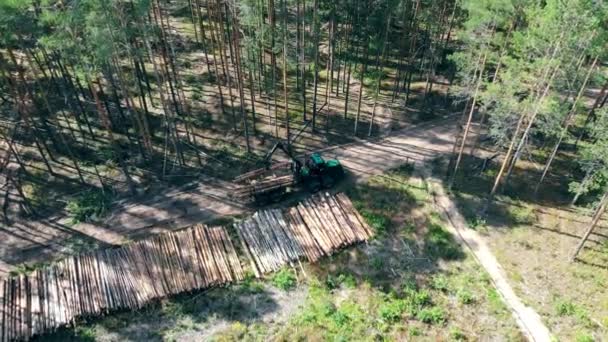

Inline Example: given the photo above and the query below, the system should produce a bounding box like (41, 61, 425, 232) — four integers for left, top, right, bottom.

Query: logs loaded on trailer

(0, 192, 372, 341)
(235, 192, 373, 275)
(232, 122, 345, 204)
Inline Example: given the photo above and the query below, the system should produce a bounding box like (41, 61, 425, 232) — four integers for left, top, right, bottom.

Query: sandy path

(424, 168, 552, 342)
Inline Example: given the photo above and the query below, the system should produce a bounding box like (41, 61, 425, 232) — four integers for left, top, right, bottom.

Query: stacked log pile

(236, 193, 373, 275)
(0, 192, 371, 341)
(0, 225, 243, 341)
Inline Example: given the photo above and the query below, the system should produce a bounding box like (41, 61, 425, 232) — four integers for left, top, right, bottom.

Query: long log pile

(0, 192, 371, 341)
(236, 193, 373, 275)
(0, 225, 243, 342)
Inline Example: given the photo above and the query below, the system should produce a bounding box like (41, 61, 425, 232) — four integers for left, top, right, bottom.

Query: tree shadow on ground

(34, 281, 281, 342)
(309, 164, 465, 294)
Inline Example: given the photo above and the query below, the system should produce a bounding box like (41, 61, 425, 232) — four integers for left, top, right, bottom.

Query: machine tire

(307, 178, 322, 193)
(322, 175, 335, 189)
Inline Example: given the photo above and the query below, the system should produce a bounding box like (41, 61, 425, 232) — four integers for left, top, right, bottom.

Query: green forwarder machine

(233, 122, 344, 204)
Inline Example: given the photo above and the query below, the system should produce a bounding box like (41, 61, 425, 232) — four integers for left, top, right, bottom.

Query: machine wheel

(306, 178, 322, 193)
(321, 174, 335, 189)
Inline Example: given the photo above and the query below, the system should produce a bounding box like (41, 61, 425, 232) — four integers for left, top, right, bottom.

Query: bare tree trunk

(575, 80, 608, 147)
(311, 0, 320, 131)
(228, 2, 251, 153)
(448, 52, 487, 188)
(368, 13, 391, 137)
(300, 0, 307, 121)
(281, 0, 290, 143)
(571, 191, 608, 261)
(354, 40, 370, 136)
(535, 56, 598, 193)
(91, 78, 136, 195)
(488, 60, 560, 204)
(571, 168, 593, 206)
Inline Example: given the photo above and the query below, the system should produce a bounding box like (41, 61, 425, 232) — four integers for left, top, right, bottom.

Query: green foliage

(369, 256, 383, 270)
(570, 108, 608, 203)
(378, 295, 407, 323)
(450, 327, 467, 341)
(467, 215, 486, 229)
(408, 326, 422, 337)
(555, 299, 577, 316)
(415, 307, 446, 325)
(456, 289, 475, 305)
(61, 236, 100, 255)
(430, 275, 450, 292)
(575, 332, 594, 342)
(361, 210, 390, 235)
(554, 298, 593, 327)
(326, 273, 357, 290)
(9, 262, 49, 277)
(66, 189, 113, 224)
(424, 220, 463, 261)
(271, 268, 297, 291)
(507, 204, 535, 224)
(73, 326, 97, 342)
(240, 273, 265, 294)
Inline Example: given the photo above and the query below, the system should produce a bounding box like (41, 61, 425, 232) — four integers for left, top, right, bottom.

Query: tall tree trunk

(571, 168, 593, 206)
(488, 60, 560, 203)
(324, 3, 336, 132)
(354, 39, 370, 136)
(503, 39, 563, 186)
(281, 0, 290, 143)
(228, 3, 251, 153)
(535, 56, 598, 193)
(269, 0, 279, 136)
(448, 52, 487, 188)
(575, 80, 608, 147)
(91, 78, 136, 195)
(368, 13, 391, 137)
(571, 191, 608, 261)
(300, 0, 307, 121)
(311, 0, 320, 131)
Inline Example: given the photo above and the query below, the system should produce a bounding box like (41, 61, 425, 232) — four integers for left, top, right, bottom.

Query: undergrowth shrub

(416, 307, 446, 325)
(424, 221, 463, 261)
(272, 268, 297, 291)
(378, 295, 407, 323)
(67, 189, 113, 224)
(361, 210, 390, 235)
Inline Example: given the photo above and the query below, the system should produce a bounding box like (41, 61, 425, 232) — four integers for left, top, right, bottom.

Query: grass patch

(507, 203, 536, 225)
(66, 189, 114, 224)
(271, 268, 297, 291)
(416, 306, 446, 324)
(424, 217, 464, 261)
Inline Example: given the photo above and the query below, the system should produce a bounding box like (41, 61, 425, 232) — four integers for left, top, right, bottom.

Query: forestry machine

(233, 121, 344, 204)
